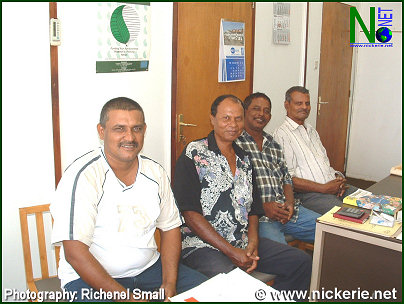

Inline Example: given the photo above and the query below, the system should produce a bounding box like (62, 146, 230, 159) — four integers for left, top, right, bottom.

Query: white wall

(57, 3, 173, 173)
(2, 2, 173, 299)
(253, 2, 315, 134)
(346, 2, 402, 181)
(2, 3, 56, 298)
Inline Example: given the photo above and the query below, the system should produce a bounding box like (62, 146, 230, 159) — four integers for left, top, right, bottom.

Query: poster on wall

(218, 19, 246, 82)
(96, 2, 151, 73)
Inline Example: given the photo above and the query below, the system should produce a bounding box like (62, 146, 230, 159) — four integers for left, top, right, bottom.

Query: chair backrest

(19, 204, 161, 281)
(19, 204, 60, 291)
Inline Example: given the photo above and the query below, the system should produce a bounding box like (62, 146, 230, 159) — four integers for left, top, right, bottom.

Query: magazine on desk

(169, 268, 293, 302)
(343, 189, 402, 217)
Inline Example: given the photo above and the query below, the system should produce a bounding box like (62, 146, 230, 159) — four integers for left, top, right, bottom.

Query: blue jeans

(258, 206, 320, 244)
(295, 185, 358, 215)
(64, 257, 208, 302)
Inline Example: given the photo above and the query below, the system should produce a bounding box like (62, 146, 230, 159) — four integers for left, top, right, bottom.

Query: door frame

(170, 3, 179, 176)
(344, 8, 360, 174)
(170, 2, 256, 178)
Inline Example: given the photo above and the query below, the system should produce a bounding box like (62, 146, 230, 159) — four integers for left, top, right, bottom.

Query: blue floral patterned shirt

(173, 131, 264, 258)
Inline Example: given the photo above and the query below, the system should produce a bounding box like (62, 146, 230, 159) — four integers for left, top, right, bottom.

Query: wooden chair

(286, 234, 314, 253)
(19, 204, 62, 300)
(289, 240, 314, 252)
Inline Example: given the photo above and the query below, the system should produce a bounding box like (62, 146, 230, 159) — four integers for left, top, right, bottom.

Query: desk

(310, 175, 402, 302)
(366, 174, 402, 198)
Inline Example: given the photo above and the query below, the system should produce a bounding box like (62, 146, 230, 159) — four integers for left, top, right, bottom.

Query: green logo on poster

(110, 5, 140, 45)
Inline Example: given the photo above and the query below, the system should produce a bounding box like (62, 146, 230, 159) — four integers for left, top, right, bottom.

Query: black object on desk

(335, 207, 365, 218)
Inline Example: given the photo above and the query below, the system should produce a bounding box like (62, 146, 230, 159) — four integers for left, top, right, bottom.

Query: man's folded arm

(292, 176, 344, 195)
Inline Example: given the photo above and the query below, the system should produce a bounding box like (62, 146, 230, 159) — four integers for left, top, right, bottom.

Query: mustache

(298, 110, 309, 113)
(119, 141, 139, 148)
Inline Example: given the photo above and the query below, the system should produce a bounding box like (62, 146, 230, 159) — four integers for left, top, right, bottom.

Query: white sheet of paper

(169, 268, 293, 302)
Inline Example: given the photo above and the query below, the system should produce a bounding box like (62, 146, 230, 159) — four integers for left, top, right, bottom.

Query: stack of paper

(370, 211, 395, 227)
(169, 268, 293, 302)
(390, 164, 402, 176)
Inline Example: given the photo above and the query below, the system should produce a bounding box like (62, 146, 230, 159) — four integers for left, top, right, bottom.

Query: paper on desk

(370, 214, 394, 227)
(390, 164, 402, 176)
(348, 188, 373, 198)
(169, 268, 293, 302)
(318, 206, 402, 237)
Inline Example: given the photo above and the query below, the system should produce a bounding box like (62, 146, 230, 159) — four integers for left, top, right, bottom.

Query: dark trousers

(64, 257, 207, 302)
(295, 185, 358, 215)
(182, 238, 312, 296)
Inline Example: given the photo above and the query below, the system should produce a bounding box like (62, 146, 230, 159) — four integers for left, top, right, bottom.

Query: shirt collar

(240, 129, 274, 145)
(208, 130, 247, 159)
(100, 145, 142, 174)
(285, 116, 312, 131)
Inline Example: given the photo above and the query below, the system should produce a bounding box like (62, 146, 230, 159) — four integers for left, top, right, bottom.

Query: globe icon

(376, 27, 392, 43)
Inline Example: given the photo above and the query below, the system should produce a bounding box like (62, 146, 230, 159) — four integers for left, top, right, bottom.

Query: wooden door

(316, 2, 353, 173)
(171, 2, 255, 170)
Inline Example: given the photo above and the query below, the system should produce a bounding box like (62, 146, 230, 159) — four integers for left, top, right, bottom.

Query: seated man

(173, 94, 312, 296)
(273, 86, 357, 215)
(51, 97, 207, 302)
(236, 92, 320, 244)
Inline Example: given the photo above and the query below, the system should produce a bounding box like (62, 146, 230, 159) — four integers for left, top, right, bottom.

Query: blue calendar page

(225, 57, 245, 81)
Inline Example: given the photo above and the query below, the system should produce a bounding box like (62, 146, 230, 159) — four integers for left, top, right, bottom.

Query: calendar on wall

(218, 19, 246, 82)
(273, 2, 291, 45)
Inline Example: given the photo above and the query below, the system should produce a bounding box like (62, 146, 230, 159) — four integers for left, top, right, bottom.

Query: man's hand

(228, 247, 259, 272)
(321, 178, 347, 195)
(245, 241, 260, 273)
(282, 201, 295, 223)
(337, 184, 349, 197)
(263, 202, 291, 223)
(160, 282, 176, 302)
(335, 176, 348, 197)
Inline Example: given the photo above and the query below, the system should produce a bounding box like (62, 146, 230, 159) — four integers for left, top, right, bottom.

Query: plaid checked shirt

(236, 130, 300, 223)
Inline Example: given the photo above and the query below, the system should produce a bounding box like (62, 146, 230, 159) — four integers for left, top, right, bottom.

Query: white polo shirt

(50, 147, 182, 287)
(273, 117, 337, 184)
